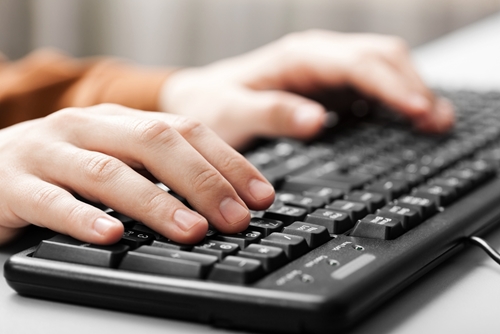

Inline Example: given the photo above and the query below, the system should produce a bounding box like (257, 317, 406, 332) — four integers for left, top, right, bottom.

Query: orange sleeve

(0, 49, 175, 129)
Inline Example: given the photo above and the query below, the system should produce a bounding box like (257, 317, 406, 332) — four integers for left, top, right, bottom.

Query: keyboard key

(405, 163, 439, 179)
(325, 200, 369, 222)
(248, 217, 284, 237)
(305, 209, 353, 234)
(151, 238, 193, 251)
(282, 162, 373, 191)
(413, 184, 456, 207)
(263, 205, 308, 225)
(208, 256, 265, 284)
(391, 170, 425, 188)
(214, 230, 262, 248)
(351, 214, 404, 240)
(275, 192, 325, 213)
(193, 240, 239, 260)
(238, 244, 288, 272)
(119, 246, 217, 279)
(365, 179, 409, 201)
(282, 222, 331, 248)
(261, 154, 314, 186)
(131, 223, 161, 239)
(429, 177, 469, 197)
(345, 191, 386, 213)
(33, 235, 129, 268)
(377, 205, 421, 230)
(260, 233, 309, 260)
(107, 210, 137, 228)
(395, 195, 437, 219)
(120, 229, 155, 248)
(302, 186, 344, 203)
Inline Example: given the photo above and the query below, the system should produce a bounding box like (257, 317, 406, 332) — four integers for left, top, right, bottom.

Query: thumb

(242, 90, 327, 140)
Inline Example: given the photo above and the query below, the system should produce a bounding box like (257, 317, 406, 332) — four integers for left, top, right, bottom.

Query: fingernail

(248, 179, 274, 201)
(408, 95, 431, 114)
(174, 209, 204, 232)
(294, 105, 325, 128)
(94, 217, 121, 236)
(435, 98, 455, 131)
(219, 197, 249, 225)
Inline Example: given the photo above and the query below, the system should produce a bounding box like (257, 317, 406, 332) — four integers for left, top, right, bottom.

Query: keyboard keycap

(377, 205, 421, 230)
(305, 209, 353, 234)
(33, 235, 129, 268)
(365, 179, 409, 201)
(282, 222, 331, 248)
(275, 192, 325, 213)
(208, 256, 265, 284)
(395, 195, 437, 219)
(302, 186, 344, 203)
(325, 200, 369, 222)
(345, 191, 386, 213)
(260, 233, 309, 260)
(351, 214, 404, 240)
(119, 246, 217, 279)
(248, 217, 284, 237)
(413, 184, 456, 207)
(107, 210, 137, 228)
(214, 230, 262, 248)
(238, 244, 288, 272)
(263, 205, 308, 225)
(429, 177, 469, 197)
(120, 229, 155, 248)
(151, 238, 193, 251)
(193, 240, 239, 260)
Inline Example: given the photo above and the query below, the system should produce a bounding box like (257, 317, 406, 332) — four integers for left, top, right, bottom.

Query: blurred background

(1, 0, 500, 67)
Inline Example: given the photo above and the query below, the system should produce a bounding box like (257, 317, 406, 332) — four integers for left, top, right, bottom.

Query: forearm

(0, 49, 174, 129)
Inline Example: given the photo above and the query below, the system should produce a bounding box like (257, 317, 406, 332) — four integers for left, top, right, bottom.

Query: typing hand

(161, 30, 455, 149)
(0, 104, 274, 245)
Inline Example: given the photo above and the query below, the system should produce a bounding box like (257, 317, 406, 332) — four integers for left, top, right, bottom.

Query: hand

(0, 104, 274, 245)
(161, 30, 454, 149)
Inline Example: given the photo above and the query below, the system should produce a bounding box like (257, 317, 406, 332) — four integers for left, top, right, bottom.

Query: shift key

(33, 234, 129, 268)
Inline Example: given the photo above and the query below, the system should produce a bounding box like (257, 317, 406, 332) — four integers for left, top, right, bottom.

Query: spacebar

(118, 246, 218, 279)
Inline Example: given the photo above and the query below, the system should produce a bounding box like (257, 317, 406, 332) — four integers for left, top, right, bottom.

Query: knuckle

(82, 153, 123, 184)
(173, 117, 206, 139)
(134, 119, 175, 146)
(217, 152, 246, 174)
(191, 167, 223, 194)
(31, 186, 63, 212)
(64, 204, 89, 230)
(45, 107, 82, 125)
(385, 36, 409, 56)
(89, 103, 123, 114)
(141, 190, 170, 215)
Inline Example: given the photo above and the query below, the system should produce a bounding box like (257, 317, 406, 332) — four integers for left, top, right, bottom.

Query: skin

(161, 31, 454, 149)
(0, 31, 454, 246)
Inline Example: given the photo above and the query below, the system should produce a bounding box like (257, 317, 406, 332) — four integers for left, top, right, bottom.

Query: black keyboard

(5, 90, 500, 333)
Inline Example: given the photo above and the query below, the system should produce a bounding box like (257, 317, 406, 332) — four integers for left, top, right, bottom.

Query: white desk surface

(2, 12, 500, 334)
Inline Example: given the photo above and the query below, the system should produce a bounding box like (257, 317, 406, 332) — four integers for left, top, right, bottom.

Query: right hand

(0, 104, 275, 246)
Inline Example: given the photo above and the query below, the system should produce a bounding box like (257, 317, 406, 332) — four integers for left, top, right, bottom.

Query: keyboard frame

(5, 175, 500, 333)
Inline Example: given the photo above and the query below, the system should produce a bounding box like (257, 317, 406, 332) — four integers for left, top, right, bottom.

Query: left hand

(160, 30, 454, 149)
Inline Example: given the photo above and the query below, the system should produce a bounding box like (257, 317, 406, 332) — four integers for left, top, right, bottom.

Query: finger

(346, 58, 435, 119)
(167, 114, 275, 210)
(48, 108, 250, 234)
(414, 98, 455, 133)
(384, 53, 456, 130)
(0, 226, 25, 245)
(8, 175, 124, 244)
(35, 144, 209, 244)
(86, 105, 275, 211)
(236, 90, 327, 139)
